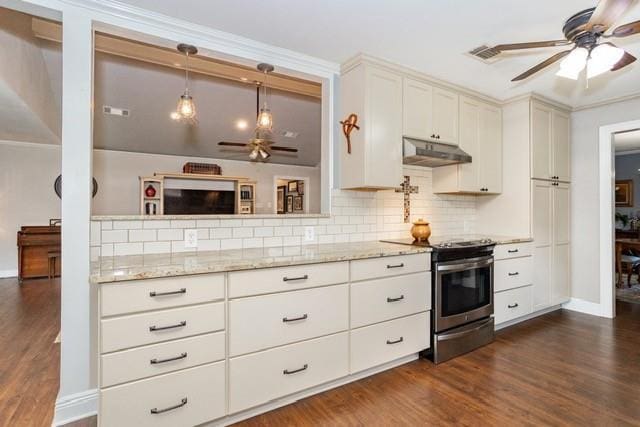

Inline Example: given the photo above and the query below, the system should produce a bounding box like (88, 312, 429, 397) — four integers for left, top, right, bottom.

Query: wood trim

(32, 18, 322, 98)
(155, 173, 250, 181)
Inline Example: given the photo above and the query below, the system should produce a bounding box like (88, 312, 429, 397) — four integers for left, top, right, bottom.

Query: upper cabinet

(432, 96, 502, 194)
(403, 78, 459, 145)
(340, 62, 403, 190)
(531, 100, 571, 182)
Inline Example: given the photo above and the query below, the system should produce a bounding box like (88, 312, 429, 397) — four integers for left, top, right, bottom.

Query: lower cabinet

(493, 243, 534, 326)
(228, 332, 349, 413)
(494, 286, 533, 325)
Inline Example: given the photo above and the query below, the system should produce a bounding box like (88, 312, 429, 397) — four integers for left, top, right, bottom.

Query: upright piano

(17, 224, 61, 282)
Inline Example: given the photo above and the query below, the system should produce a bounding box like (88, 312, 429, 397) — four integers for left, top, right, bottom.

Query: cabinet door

(479, 103, 502, 193)
(365, 66, 403, 188)
(552, 110, 570, 182)
(402, 78, 433, 140)
(531, 179, 552, 310)
(457, 96, 481, 191)
(531, 102, 553, 180)
(432, 87, 459, 145)
(552, 183, 570, 305)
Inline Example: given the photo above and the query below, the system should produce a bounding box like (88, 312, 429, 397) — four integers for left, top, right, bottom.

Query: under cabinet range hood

(402, 137, 472, 168)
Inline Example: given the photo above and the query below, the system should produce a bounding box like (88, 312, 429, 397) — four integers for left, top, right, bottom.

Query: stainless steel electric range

(382, 237, 496, 363)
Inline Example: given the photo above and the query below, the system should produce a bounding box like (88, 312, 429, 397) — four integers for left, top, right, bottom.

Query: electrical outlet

(304, 226, 315, 242)
(184, 229, 198, 248)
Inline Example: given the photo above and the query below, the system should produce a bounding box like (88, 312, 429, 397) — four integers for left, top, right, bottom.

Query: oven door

(434, 255, 493, 332)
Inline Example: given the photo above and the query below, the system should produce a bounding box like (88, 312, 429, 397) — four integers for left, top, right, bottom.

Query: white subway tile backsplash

(113, 220, 142, 230)
(143, 220, 171, 229)
(91, 221, 101, 246)
(254, 227, 274, 237)
(220, 239, 242, 250)
(263, 236, 284, 247)
(198, 239, 220, 251)
(197, 229, 209, 239)
(158, 229, 183, 241)
(143, 241, 171, 254)
(242, 238, 263, 248)
(102, 230, 128, 243)
(242, 219, 263, 227)
(129, 229, 157, 242)
(233, 227, 253, 238)
(274, 226, 293, 237)
(211, 228, 232, 239)
(263, 218, 283, 226)
(114, 242, 143, 256)
(101, 243, 114, 257)
(171, 219, 196, 229)
(196, 219, 220, 228)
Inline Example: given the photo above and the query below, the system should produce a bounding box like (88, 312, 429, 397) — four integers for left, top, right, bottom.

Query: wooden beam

(32, 18, 322, 98)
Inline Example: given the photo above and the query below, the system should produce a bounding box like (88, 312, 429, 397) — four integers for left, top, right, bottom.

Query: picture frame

(286, 195, 294, 213)
(277, 186, 286, 214)
(297, 180, 304, 195)
(616, 180, 634, 207)
(288, 181, 298, 193)
(293, 195, 303, 211)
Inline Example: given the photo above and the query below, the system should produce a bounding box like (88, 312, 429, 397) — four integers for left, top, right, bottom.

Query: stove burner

(434, 238, 493, 249)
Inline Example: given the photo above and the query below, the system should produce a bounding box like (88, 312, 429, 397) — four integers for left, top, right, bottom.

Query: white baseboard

(562, 297, 608, 317)
(0, 269, 18, 278)
(52, 389, 98, 427)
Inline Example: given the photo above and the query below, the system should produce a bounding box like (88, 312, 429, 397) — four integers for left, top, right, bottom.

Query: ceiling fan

(218, 63, 299, 161)
(491, 0, 640, 81)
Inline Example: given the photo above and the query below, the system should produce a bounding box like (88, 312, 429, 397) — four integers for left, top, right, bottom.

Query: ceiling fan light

(249, 148, 259, 160)
(587, 44, 625, 78)
(259, 148, 270, 159)
(556, 47, 588, 80)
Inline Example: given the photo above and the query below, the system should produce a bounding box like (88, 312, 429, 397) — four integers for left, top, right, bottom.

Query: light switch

(184, 229, 198, 248)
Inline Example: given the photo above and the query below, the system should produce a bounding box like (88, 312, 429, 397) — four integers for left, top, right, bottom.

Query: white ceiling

(117, 0, 640, 108)
(615, 129, 640, 153)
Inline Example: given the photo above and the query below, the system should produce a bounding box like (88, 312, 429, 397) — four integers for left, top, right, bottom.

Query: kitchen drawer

(494, 242, 532, 260)
(494, 285, 533, 325)
(229, 332, 348, 413)
(350, 253, 430, 282)
(100, 361, 225, 427)
(350, 312, 429, 373)
(101, 332, 225, 387)
(494, 257, 533, 292)
(229, 284, 348, 356)
(101, 274, 224, 317)
(101, 302, 224, 353)
(228, 261, 348, 298)
(351, 272, 431, 328)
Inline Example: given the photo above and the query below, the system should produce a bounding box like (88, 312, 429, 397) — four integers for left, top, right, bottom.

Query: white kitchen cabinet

(340, 62, 403, 190)
(432, 96, 502, 194)
(531, 179, 570, 311)
(432, 87, 459, 145)
(531, 100, 570, 182)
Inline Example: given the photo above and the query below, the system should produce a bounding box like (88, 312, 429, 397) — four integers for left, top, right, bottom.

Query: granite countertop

(90, 241, 431, 284)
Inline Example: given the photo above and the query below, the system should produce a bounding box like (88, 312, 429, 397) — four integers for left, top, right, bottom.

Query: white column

(58, 5, 94, 416)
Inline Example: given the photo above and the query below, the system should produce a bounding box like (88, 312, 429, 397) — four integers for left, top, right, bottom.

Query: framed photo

(293, 195, 303, 211)
(286, 195, 294, 213)
(297, 180, 304, 195)
(277, 186, 286, 214)
(616, 180, 634, 207)
(288, 181, 298, 193)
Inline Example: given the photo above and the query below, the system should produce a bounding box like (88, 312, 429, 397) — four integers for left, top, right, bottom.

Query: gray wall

(615, 153, 640, 219)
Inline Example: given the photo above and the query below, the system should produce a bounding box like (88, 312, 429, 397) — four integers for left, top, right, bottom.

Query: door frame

(599, 119, 640, 318)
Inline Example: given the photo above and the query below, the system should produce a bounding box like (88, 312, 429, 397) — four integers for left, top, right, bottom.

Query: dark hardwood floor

(2, 275, 639, 426)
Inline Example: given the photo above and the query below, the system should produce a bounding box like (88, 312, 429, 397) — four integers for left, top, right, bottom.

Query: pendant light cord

(185, 51, 190, 95)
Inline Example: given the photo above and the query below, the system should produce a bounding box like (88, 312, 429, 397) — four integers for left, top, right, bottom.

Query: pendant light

(171, 43, 198, 123)
(256, 63, 274, 131)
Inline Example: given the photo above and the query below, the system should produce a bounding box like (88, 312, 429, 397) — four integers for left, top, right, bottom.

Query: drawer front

(494, 286, 533, 325)
(100, 362, 225, 427)
(101, 274, 224, 317)
(229, 332, 348, 413)
(228, 261, 349, 298)
(351, 272, 431, 328)
(350, 312, 429, 374)
(101, 332, 225, 387)
(350, 253, 430, 282)
(101, 302, 224, 353)
(494, 257, 533, 292)
(229, 285, 348, 356)
(494, 242, 532, 260)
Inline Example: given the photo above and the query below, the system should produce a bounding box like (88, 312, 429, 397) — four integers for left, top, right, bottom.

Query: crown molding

(572, 91, 640, 112)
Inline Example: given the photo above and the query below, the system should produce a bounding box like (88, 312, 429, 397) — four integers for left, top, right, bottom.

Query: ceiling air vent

(282, 130, 299, 138)
(466, 45, 502, 63)
(103, 105, 130, 117)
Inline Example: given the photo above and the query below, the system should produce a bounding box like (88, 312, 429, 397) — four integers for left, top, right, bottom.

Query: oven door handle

(437, 318, 493, 341)
(436, 256, 493, 272)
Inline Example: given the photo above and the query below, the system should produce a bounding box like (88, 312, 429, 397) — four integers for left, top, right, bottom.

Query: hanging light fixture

(256, 63, 275, 131)
(556, 43, 625, 81)
(171, 43, 198, 123)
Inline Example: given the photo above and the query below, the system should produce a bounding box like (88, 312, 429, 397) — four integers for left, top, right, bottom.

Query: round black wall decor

(54, 175, 99, 199)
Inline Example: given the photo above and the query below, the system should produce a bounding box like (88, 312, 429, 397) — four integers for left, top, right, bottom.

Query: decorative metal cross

(395, 176, 419, 223)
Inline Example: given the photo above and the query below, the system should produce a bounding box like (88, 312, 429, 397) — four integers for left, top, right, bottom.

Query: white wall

(92, 149, 321, 215)
(0, 141, 60, 275)
(571, 97, 640, 303)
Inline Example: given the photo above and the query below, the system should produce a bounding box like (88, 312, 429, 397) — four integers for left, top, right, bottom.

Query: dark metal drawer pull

(386, 336, 404, 345)
(386, 263, 405, 269)
(149, 288, 186, 297)
(508, 272, 519, 276)
(387, 295, 405, 303)
(283, 274, 309, 282)
(507, 249, 519, 253)
(283, 314, 308, 322)
(150, 397, 188, 414)
(150, 352, 188, 365)
(149, 320, 187, 332)
(508, 303, 519, 309)
(283, 364, 308, 375)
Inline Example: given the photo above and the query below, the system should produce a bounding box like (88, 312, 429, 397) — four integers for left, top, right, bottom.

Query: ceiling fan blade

(586, 0, 635, 32)
(494, 40, 571, 52)
(611, 50, 637, 71)
(270, 146, 299, 153)
(612, 19, 640, 37)
(511, 50, 572, 82)
(218, 141, 249, 147)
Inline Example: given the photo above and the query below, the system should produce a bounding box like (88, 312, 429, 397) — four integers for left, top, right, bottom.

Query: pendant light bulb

(256, 63, 275, 131)
(177, 93, 196, 119)
(173, 44, 198, 124)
